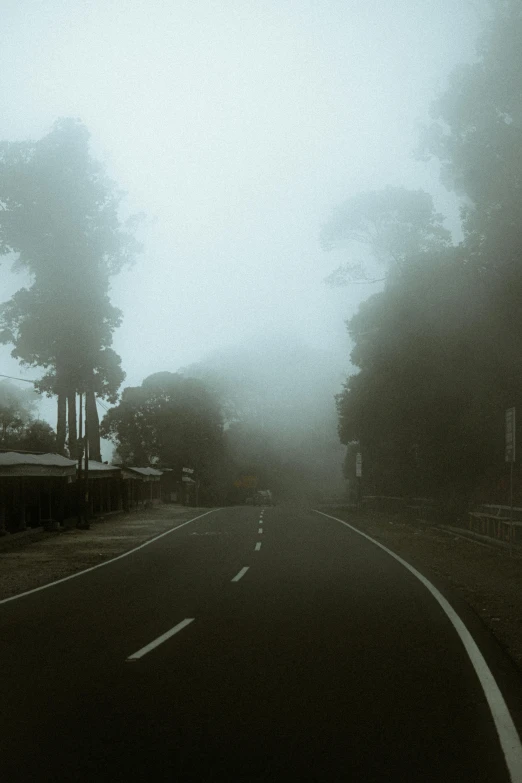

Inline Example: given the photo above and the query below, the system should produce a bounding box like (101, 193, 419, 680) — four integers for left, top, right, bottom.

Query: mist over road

(2, 505, 521, 782)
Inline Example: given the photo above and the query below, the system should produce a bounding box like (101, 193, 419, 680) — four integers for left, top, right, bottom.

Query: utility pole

(84, 393, 90, 528)
(76, 391, 90, 530)
(77, 392, 84, 528)
(505, 407, 516, 557)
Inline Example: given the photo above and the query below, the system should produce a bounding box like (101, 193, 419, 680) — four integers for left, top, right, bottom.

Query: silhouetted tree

(0, 118, 141, 455)
(334, 1, 522, 508)
(100, 372, 224, 498)
(321, 186, 451, 286)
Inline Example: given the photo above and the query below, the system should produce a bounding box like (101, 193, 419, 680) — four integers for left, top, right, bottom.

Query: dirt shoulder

(0, 505, 213, 601)
(320, 507, 522, 672)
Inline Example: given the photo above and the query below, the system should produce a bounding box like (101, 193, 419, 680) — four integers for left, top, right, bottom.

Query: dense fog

(4, 1, 519, 506)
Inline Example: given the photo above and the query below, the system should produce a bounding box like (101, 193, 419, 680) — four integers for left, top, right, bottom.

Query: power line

(0, 373, 38, 384)
(0, 374, 112, 412)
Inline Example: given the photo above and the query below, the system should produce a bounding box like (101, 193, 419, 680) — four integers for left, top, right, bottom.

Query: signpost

(355, 452, 362, 508)
(506, 407, 516, 556)
(182, 467, 198, 506)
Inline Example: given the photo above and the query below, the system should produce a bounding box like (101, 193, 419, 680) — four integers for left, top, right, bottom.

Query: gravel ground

(0, 505, 212, 601)
(322, 507, 522, 671)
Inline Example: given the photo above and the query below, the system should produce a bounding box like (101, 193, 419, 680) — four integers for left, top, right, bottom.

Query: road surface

(2, 505, 522, 782)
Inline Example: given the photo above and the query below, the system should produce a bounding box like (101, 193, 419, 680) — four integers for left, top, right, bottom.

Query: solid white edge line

(255, 542, 262, 551)
(0, 509, 221, 605)
(127, 618, 194, 661)
(314, 509, 522, 783)
(231, 566, 249, 582)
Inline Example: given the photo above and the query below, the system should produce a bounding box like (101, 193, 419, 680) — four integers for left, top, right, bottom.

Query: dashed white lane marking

(231, 567, 249, 582)
(258, 528, 263, 534)
(314, 509, 522, 783)
(0, 509, 221, 605)
(255, 542, 262, 551)
(126, 618, 195, 661)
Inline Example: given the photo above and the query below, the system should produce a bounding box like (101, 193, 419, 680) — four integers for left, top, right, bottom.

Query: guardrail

(468, 504, 522, 545)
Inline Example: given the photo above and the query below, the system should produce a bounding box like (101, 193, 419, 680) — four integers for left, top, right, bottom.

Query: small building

(119, 466, 147, 511)
(158, 468, 178, 503)
(0, 452, 77, 533)
(82, 461, 125, 517)
(127, 467, 163, 504)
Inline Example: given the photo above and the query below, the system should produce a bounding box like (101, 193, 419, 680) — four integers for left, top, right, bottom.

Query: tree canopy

(100, 372, 225, 498)
(0, 379, 56, 452)
(321, 186, 451, 286)
(333, 1, 522, 510)
(0, 118, 141, 457)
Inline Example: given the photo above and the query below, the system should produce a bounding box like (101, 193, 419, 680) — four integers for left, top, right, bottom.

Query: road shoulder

(0, 504, 213, 601)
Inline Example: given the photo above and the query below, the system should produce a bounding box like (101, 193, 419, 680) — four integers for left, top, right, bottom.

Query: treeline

(326, 2, 522, 512)
(100, 340, 345, 504)
(0, 118, 344, 503)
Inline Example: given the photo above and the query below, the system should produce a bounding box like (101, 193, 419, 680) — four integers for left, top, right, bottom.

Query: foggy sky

(1, 0, 483, 435)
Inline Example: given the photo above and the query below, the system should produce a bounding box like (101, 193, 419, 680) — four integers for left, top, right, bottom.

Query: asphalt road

(2, 504, 522, 782)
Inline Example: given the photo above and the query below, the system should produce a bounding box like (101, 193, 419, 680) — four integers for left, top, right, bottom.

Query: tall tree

(419, 0, 522, 254)
(0, 118, 141, 455)
(334, 1, 522, 508)
(321, 186, 451, 286)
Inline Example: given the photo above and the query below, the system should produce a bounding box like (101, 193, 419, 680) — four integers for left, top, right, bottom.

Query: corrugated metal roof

(85, 460, 121, 473)
(128, 466, 163, 479)
(82, 461, 122, 479)
(145, 467, 163, 477)
(0, 452, 77, 468)
(0, 452, 77, 478)
(119, 466, 143, 480)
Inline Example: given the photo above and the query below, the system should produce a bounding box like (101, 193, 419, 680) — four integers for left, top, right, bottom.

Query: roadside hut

(158, 468, 178, 502)
(127, 467, 163, 504)
(83, 461, 124, 517)
(119, 466, 147, 511)
(0, 452, 77, 533)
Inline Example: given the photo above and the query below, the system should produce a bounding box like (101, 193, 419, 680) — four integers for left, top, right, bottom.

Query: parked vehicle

(255, 489, 274, 506)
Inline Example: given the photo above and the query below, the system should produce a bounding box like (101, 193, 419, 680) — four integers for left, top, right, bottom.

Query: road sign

(506, 407, 516, 463)
(355, 452, 362, 477)
(237, 475, 258, 489)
